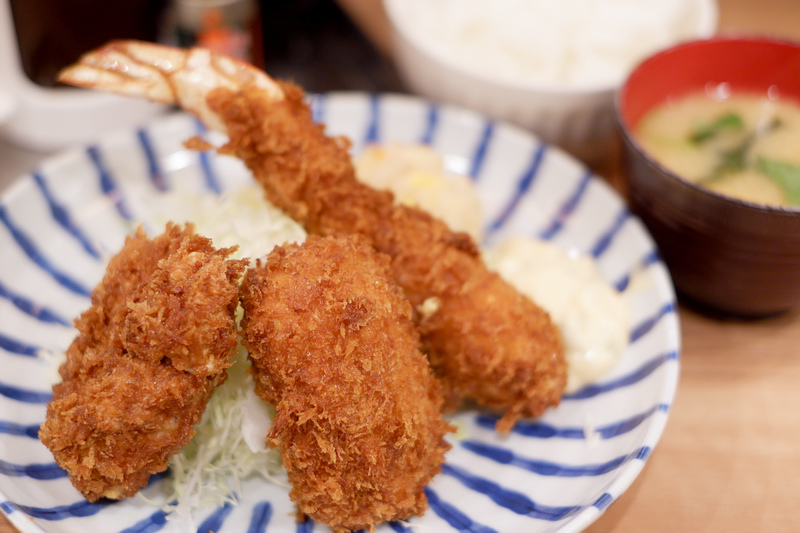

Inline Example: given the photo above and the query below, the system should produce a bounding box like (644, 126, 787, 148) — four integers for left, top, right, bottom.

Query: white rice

(391, 0, 708, 88)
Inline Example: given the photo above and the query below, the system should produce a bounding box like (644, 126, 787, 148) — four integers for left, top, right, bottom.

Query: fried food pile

(39, 223, 246, 501)
(240, 234, 452, 532)
(43, 40, 570, 532)
(208, 82, 566, 432)
(41, 227, 453, 531)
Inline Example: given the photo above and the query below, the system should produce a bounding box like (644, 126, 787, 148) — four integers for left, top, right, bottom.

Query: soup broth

(636, 91, 800, 207)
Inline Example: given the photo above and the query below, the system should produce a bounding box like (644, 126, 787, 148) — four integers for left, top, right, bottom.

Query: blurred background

(0, 0, 406, 176)
(1, 0, 798, 181)
(6, 0, 404, 93)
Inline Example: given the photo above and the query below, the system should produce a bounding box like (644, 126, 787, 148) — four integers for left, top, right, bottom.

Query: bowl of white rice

(382, 0, 718, 164)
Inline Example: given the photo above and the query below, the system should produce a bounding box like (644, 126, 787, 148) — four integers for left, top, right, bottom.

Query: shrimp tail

(58, 39, 284, 132)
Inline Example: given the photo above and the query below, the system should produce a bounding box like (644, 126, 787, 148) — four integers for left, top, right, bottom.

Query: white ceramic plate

(0, 92, 680, 533)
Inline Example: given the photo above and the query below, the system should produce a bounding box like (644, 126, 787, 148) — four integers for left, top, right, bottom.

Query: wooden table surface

(3, 0, 799, 531)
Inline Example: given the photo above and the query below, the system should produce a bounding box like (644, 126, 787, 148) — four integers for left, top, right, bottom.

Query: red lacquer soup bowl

(616, 37, 800, 316)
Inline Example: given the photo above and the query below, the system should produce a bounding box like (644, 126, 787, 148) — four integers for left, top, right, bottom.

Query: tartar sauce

(484, 236, 630, 393)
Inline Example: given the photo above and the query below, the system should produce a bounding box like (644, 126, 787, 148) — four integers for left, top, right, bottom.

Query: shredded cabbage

(135, 184, 301, 526)
(145, 184, 306, 261)
(140, 343, 287, 529)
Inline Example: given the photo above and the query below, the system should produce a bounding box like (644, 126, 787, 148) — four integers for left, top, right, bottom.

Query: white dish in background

(0, 92, 679, 532)
(0, 0, 166, 151)
(383, 0, 717, 164)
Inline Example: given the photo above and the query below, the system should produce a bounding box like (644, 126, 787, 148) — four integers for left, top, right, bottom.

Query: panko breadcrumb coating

(209, 82, 566, 432)
(39, 223, 246, 501)
(239, 234, 453, 533)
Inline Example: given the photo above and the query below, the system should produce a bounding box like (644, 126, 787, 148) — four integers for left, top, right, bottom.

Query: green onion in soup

(636, 91, 800, 207)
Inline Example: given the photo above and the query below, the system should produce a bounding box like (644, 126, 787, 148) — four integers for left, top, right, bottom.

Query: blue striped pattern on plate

(0, 92, 680, 533)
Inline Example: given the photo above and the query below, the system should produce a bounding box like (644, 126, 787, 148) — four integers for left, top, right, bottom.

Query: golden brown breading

(210, 83, 566, 432)
(39, 223, 246, 501)
(239, 234, 453, 533)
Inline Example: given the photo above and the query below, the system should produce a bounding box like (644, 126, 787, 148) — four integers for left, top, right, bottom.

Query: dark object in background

(9, 0, 169, 87)
(259, 0, 403, 93)
(9, 0, 403, 93)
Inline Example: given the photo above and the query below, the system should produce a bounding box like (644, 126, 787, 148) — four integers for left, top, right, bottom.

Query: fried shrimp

(58, 40, 567, 432)
(239, 234, 452, 532)
(39, 223, 247, 501)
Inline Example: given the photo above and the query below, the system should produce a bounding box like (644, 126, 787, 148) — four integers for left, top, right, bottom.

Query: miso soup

(636, 91, 800, 207)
